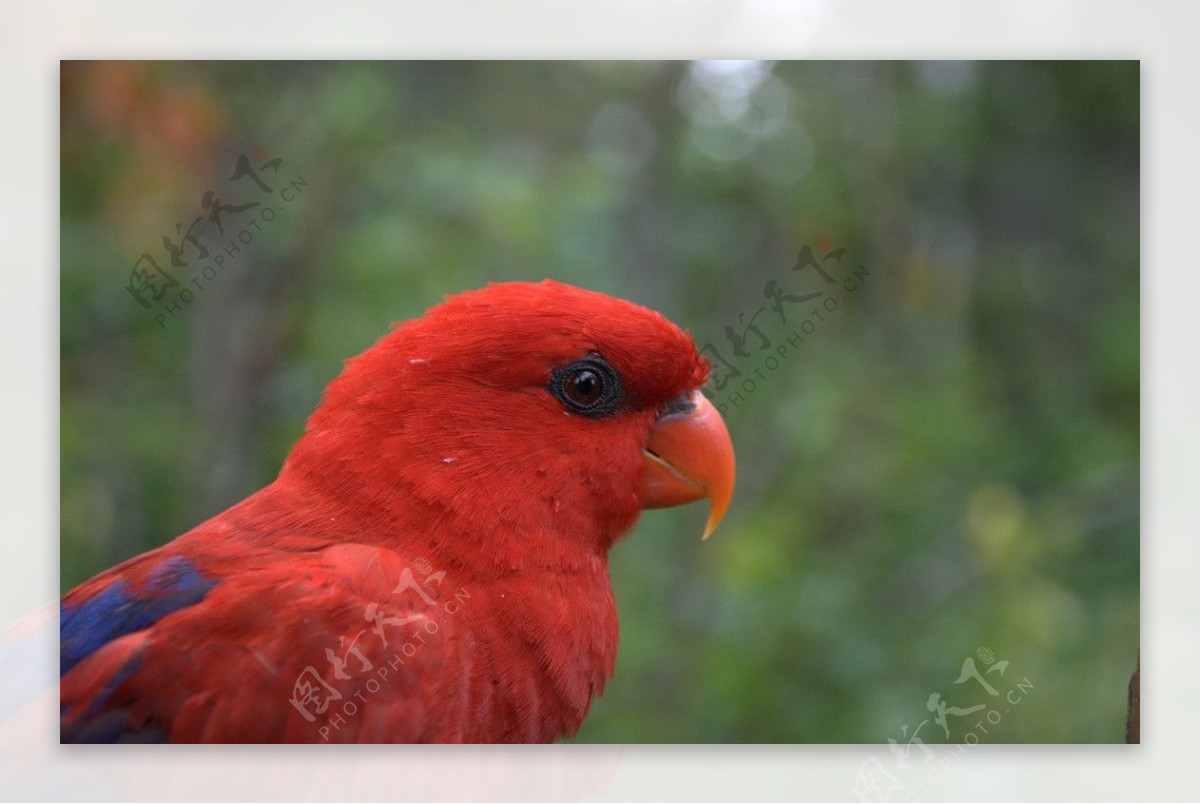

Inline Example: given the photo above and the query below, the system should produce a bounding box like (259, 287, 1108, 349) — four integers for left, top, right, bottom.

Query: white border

(4, 1, 1192, 800)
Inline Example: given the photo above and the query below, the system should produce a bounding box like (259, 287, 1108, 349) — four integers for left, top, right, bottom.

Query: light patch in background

(686, 60, 774, 124)
(680, 61, 795, 165)
(679, 60, 817, 187)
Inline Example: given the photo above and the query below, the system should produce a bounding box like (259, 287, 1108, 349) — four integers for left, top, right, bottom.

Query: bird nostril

(660, 391, 697, 419)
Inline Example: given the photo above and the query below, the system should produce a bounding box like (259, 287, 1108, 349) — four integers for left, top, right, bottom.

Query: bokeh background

(60, 61, 1138, 743)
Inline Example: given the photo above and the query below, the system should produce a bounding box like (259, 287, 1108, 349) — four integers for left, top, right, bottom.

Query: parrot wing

(60, 542, 476, 743)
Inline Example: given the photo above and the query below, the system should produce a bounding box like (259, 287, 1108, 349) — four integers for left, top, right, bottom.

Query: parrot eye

(566, 369, 601, 405)
(549, 356, 623, 417)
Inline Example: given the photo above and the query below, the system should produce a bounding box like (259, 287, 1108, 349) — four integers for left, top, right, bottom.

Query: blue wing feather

(60, 556, 217, 676)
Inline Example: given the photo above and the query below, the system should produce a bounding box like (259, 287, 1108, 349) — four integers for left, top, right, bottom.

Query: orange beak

(640, 392, 736, 540)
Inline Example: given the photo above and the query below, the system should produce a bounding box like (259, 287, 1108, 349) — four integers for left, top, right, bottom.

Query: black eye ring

(548, 355, 623, 417)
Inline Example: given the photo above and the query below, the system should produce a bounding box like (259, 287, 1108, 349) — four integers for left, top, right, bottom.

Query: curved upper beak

(640, 392, 736, 540)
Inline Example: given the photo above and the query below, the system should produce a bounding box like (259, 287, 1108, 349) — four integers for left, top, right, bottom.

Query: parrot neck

(272, 435, 643, 576)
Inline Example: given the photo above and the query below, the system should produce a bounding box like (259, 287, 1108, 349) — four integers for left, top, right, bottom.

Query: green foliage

(60, 61, 1138, 743)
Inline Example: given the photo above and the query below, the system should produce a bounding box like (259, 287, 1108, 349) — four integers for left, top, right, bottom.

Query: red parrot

(60, 280, 735, 743)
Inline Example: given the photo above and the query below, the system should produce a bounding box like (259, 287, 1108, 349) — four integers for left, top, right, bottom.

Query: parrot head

(282, 280, 735, 568)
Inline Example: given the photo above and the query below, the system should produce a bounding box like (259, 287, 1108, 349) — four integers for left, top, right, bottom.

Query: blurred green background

(60, 61, 1138, 743)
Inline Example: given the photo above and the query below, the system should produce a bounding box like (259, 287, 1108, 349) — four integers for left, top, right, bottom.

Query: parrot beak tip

(639, 393, 736, 540)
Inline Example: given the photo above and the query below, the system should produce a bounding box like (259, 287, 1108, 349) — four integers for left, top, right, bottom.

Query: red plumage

(60, 280, 734, 742)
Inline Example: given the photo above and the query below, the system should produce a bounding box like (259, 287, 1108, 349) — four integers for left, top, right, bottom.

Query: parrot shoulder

(61, 541, 479, 742)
